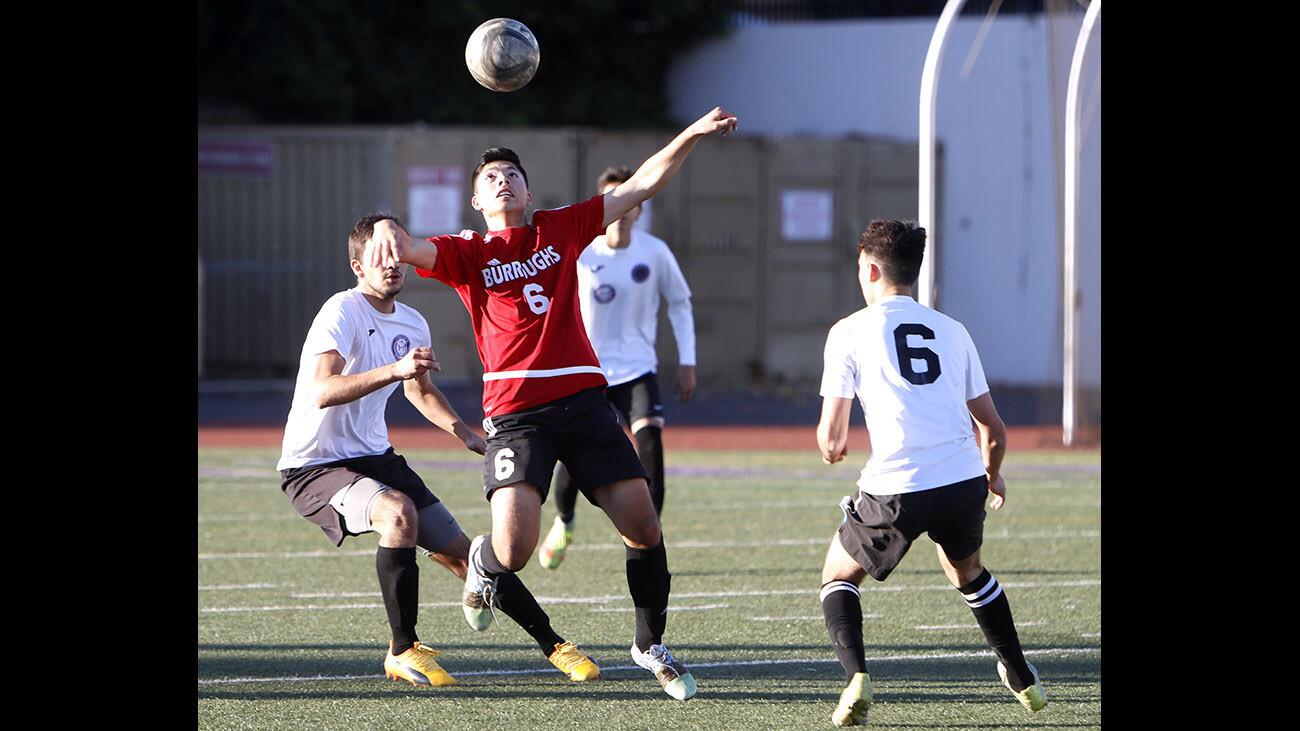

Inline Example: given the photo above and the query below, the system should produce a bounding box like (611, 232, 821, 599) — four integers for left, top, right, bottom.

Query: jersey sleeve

(819, 320, 858, 400)
(535, 195, 606, 256)
(658, 241, 697, 366)
(960, 325, 991, 400)
(416, 235, 473, 287)
(303, 296, 357, 360)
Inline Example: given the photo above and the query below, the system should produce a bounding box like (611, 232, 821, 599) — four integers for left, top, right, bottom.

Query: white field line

(202, 580, 1099, 613)
(197, 645, 1098, 686)
(750, 614, 881, 621)
(198, 530, 1097, 561)
(1081, 632, 1100, 638)
(915, 621, 1044, 630)
(590, 603, 730, 613)
(199, 583, 280, 591)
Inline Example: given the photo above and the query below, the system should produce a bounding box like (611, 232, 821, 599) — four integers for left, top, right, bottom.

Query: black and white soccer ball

(465, 18, 540, 93)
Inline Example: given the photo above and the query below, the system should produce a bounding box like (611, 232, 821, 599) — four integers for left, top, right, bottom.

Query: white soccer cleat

(462, 534, 498, 631)
(631, 642, 697, 700)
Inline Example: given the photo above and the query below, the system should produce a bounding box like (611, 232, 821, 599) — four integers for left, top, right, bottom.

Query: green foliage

(197, 0, 733, 126)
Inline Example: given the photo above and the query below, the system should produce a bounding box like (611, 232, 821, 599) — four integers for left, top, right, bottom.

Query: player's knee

(623, 513, 661, 549)
(371, 491, 417, 537)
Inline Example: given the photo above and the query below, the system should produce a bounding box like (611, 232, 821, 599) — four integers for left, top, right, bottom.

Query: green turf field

(198, 446, 1100, 730)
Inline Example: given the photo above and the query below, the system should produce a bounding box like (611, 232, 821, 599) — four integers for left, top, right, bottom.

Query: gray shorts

(328, 478, 461, 554)
(279, 448, 461, 550)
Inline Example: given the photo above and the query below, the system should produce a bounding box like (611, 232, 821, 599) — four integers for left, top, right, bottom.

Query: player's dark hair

(596, 165, 633, 192)
(349, 213, 405, 265)
(474, 147, 529, 188)
(856, 219, 926, 286)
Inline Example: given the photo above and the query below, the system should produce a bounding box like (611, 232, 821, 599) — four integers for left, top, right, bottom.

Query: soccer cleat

(547, 641, 601, 681)
(384, 642, 456, 687)
(538, 516, 573, 569)
(998, 660, 1048, 712)
(831, 672, 872, 726)
(463, 534, 498, 631)
(631, 642, 697, 700)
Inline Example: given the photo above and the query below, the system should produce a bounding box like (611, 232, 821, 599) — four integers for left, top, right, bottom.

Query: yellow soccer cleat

(831, 672, 872, 726)
(384, 642, 457, 688)
(538, 516, 573, 570)
(998, 660, 1048, 712)
(548, 641, 601, 681)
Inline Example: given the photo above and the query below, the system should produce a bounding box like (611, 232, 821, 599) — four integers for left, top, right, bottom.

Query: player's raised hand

(366, 219, 411, 270)
(691, 106, 739, 139)
(987, 473, 1007, 510)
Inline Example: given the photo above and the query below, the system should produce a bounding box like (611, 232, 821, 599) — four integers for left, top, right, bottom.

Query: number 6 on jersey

(523, 283, 550, 315)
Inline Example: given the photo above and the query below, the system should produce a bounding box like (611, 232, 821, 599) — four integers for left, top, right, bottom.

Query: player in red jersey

(365, 107, 738, 700)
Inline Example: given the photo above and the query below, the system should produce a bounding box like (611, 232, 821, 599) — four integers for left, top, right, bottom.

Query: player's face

(472, 162, 531, 217)
(352, 254, 407, 300)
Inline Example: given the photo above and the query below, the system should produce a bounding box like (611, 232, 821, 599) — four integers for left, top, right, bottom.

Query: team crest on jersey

(391, 334, 411, 359)
(632, 263, 651, 283)
(594, 284, 616, 303)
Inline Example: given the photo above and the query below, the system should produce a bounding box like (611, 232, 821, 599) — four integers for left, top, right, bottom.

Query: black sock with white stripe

(626, 535, 671, 651)
(958, 568, 1033, 691)
(821, 580, 867, 683)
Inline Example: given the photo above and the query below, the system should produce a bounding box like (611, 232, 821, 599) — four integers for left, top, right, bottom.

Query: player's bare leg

(819, 535, 872, 724)
(936, 545, 1046, 711)
(422, 531, 469, 579)
(593, 478, 694, 699)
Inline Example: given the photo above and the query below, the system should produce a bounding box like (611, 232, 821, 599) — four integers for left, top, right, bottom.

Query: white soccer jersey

(577, 229, 696, 386)
(277, 287, 432, 470)
(820, 295, 990, 495)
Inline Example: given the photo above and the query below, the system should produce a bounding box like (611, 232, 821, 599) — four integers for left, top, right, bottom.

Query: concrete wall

(665, 11, 1101, 391)
(198, 126, 919, 387)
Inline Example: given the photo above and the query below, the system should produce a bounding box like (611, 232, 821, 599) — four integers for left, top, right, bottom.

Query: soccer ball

(465, 18, 540, 93)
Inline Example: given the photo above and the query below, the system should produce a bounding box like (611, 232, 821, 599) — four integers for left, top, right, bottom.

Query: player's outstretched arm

(968, 392, 1009, 509)
(311, 347, 436, 408)
(403, 372, 487, 454)
(817, 396, 853, 465)
(365, 218, 438, 271)
(603, 106, 739, 227)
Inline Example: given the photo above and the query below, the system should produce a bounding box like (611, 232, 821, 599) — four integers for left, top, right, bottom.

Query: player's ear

(470, 194, 482, 212)
(349, 259, 364, 278)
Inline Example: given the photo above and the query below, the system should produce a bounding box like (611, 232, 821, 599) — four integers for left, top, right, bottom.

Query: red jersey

(417, 195, 608, 417)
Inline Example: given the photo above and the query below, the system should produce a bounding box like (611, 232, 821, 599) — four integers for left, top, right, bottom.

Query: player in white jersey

(815, 220, 1047, 725)
(277, 214, 600, 689)
(539, 165, 697, 570)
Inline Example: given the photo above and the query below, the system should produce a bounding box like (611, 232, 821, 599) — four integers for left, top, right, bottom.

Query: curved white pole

(1063, 0, 1101, 446)
(918, 0, 966, 309)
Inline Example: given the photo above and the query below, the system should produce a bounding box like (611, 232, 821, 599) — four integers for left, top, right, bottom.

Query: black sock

(376, 546, 419, 654)
(626, 535, 670, 651)
(493, 572, 566, 655)
(477, 534, 512, 576)
(821, 580, 867, 683)
(958, 568, 1033, 691)
(635, 427, 665, 516)
(553, 463, 579, 524)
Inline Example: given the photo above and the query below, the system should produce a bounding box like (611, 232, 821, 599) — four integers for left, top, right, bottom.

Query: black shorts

(605, 372, 664, 429)
(280, 448, 439, 547)
(837, 475, 988, 582)
(482, 387, 647, 503)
